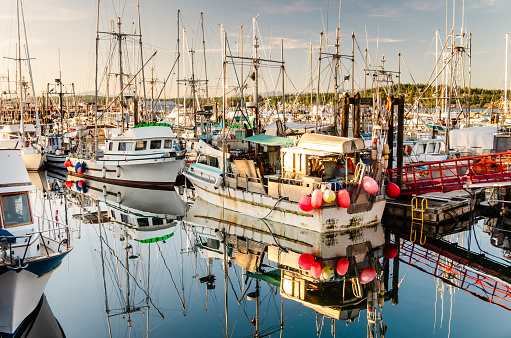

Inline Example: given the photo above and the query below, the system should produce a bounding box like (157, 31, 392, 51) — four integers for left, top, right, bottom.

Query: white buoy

(116, 165, 121, 178)
(116, 192, 122, 203)
(102, 167, 106, 178)
(102, 185, 107, 197)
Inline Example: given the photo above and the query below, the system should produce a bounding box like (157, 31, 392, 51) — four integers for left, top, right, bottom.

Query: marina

(1, 0, 511, 337)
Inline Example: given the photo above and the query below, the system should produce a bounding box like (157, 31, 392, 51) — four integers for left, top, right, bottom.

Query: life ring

(404, 145, 412, 155)
(347, 158, 355, 174)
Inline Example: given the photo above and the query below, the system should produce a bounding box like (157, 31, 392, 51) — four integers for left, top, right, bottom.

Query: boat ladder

(410, 197, 427, 245)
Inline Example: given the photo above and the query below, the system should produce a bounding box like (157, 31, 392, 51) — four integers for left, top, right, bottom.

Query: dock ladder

(411, 197, 427, 245)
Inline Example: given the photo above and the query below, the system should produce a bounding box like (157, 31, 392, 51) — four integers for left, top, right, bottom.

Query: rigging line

(99, 235, 165, 319)
(211, 286, 227, 337)
(154, 241, 186, 312)
(225, 37, 244, 106)
(155, 53, 180, 103)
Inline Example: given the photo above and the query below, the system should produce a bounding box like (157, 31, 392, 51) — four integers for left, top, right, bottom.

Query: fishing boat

(66, 123, 186, 192)
(0, 149, 72, 336)
(184, 132, 387, 232)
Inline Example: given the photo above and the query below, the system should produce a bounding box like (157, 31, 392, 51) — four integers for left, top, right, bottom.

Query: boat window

(1, 193, 32, 227)
(416, 144, 426, 154)
(135, 141, 147, 151)
(164, 139, 173, 149)
(197, 155, 208, 165)
(126, 143, 134, 151)
(118, 142, 126, 151)
(110, 210, 115, 219)
(209, 156, 219, 168)
(150, 140, 162, 149)
(152, 218, 164, 226)
(109, 142, 113, 151)
(207, 238, 220, 250)
(137, 218, 150, 227)
(426, 143, 436, 153)
(120, 214, 129, 223)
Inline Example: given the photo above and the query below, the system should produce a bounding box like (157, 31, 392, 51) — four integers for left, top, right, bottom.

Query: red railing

(387, 152, 511, 195)
(395, 237, 511, 311)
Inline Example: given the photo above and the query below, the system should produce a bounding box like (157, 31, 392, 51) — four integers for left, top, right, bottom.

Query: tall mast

(334, 27, 340, 136)
(201, 13, 209, 102)
(253, 17, 260, 135)
(118, 15, 125, 130)
(177, 10, 180, 137)
(281, 39, 285, 131)
(505, 32, 508, 118)
(137, 0, 147, 122)
(316, 32, 323, 133)
(16, 0, 25, 146)
(94, 0, 100, 154)
(240, 25, 244, 109)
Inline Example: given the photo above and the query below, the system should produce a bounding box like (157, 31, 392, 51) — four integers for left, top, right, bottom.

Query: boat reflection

(185, 198, 392, 337)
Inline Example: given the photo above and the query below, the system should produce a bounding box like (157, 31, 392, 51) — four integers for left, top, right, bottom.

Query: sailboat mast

(253, 17, 260, 135)
(505, 33, 508, 118)
(94, 0, 100, 154)
(177, 10, 180, 138)
(118, 16, 125, 130)
(137, 0, 147, 122)
(201, 13, 209, 102)
(16, 0, 25, 146)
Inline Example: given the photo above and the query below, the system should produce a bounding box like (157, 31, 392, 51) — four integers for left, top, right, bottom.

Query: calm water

(26, 170, 511, 337)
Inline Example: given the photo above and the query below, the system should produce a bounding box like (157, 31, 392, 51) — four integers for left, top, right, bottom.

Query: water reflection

(28, 169, 511, 337)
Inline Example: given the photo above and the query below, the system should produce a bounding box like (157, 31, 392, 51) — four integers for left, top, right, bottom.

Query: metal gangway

(387, 152, 511, 195)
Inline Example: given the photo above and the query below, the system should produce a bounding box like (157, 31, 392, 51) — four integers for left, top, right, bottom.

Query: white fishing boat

(66, 123, 186, 192)
(184, 133, 387, 232)
(0, 149, 72, 336)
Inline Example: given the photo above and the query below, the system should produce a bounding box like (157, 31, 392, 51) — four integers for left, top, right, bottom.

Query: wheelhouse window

(1, 193, 32, 227)
(152, 218, 164, 226)
(164, 139, 173, 149)
(109, 142, 113, 151)
(120, 214, 129, 223)
(197, 155, 208, 165)
(137, 218, 150, 227)
(209, 156, 219, 168)
(150, 140, 162, 149)
(135, 141, 147, 151)
(118, 142, 126, 151)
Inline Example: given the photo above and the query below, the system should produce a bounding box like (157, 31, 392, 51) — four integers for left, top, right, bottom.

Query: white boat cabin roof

(1, 124, 37, 133)
(112, 124, 176, 141)
(293, 133, 365, 155)
(0, 150, 34, 194)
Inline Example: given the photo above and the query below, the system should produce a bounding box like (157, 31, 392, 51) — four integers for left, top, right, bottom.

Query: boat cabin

(402, 139, 447, 165)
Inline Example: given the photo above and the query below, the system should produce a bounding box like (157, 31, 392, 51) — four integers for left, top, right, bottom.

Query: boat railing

(0, 226, 71, 269)
(187, 166, 217, 184)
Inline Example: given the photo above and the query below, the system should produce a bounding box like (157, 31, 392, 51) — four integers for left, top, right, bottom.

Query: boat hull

(186, 173, 386, 233)
(67, 157, 184, 190)
(45, 153, 66, 169)
(21, 152, 45, 171)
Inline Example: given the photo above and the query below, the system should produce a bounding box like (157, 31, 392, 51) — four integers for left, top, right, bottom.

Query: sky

(0, 0, 510, 101)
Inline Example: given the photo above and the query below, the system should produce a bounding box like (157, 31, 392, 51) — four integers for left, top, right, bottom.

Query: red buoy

(78, 180, 84, 188)
(386, 182, 400, 199)
(64, 160, 72, 167)
(384, 244, 398, 259)
(336, 258, 349, 276)
(298, 253, 314, 270)
(77, 167, 83, 174)
(311, 189, 323, 208)
(65, 181, 72, 188)
(338, 189, 350, 208)
(360, 267, 376, 284)
(298, 195, 314, 212)
(310, 262, 322, 279)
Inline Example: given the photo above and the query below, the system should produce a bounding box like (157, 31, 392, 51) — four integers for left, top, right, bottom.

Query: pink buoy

(77, 167, 83, 174)
(338, 189, 350, 208)
(384, 244, 398, 259)
(360, 267, 376, 284)
(336, 257, 349, 276)
(298, 253, 314, 270)
(65, 181, 72, 188)
(298, 195, 314, 212)
(362, 176, 379, 194)
(386, 182, 400, 199)
(311, 189, 323, 208)
(310, 262, 322, 279)
(78, 180, 84, 188)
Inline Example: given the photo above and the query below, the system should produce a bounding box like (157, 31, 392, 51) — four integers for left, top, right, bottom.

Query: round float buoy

(338, 189, 350, 208)
(76, 181, 82, 192)
(298, 195, 314, 212)
(323, 188, 336, 203)
(298, 253, 314, 270)
(336, 257, 349, 276)
(310, 262, 322, 279)
(81, 182, 88, 193)
(77, 167, 83, 174)
(102, 167, 106, 178)
(384, 244, 398, 259)
(81, 162, 87, 173)
(74, 162, 81, 173)
(77, 180, 83, 188)
(383, 144, 390, 155)
(64, 160, 72, 167)
(362, 176, 379, 194)
(311, 189, 323, 208)
(386, 182, 400, 199)
(116, 165, 121, 178)
(65, 181, 72, 188)
(321, 266, 334, 280)
(360, 267, 376, 284)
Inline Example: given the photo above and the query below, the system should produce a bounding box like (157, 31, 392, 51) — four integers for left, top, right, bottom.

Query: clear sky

(0, 0, 509, 101)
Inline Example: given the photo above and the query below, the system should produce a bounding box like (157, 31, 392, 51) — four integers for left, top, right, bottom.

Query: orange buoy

(338, 189, 350, 208)
(310, 262, 322, 279)
(298, 195, 314, 212)
(65, 181, 72, 188)
(311, 189, 323, 208)
(336, 258, 349, 275)
(298, 253, 314, 270)
(347, 158, 355, 173)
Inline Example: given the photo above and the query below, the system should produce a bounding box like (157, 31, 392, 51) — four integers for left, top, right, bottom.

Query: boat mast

(94, 0, 100, 154)
(316, 32, 323, 133)
(253, 17, 260, 135)
(137, 0, 147, 122)
(177, 10, 180, 138)
(19, 0, 40, 141)
(201, 13, 209, 103)
(281, 39, 285, 131)
(118, 15, 126, 130)
(505, 32, 508, 121)
(16, 0, 25, 147)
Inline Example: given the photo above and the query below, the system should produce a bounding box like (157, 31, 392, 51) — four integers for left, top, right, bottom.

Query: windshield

(1, 193, 32, 227)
